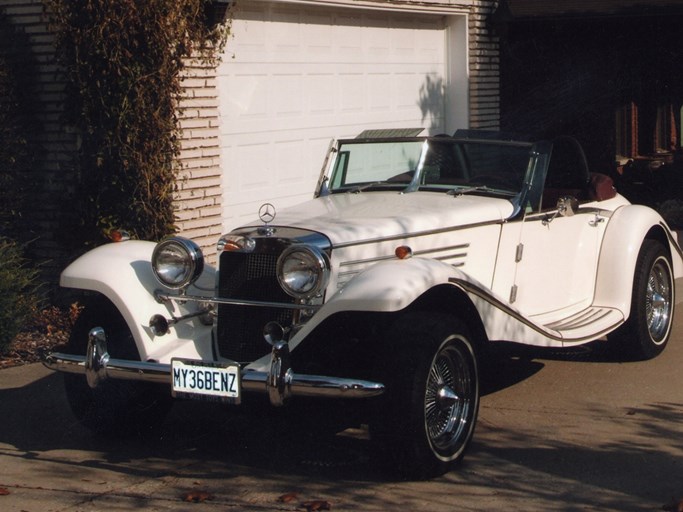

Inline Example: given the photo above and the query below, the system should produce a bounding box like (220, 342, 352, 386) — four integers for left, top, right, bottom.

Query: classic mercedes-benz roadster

(45, 129, 683, 478)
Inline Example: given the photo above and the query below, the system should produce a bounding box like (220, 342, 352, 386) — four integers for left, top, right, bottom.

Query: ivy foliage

(47, 0, 229, 247)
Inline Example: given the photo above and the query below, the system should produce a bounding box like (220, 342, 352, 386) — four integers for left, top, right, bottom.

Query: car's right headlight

(277, 245, 330, 299)
(152, 236, 204, 290)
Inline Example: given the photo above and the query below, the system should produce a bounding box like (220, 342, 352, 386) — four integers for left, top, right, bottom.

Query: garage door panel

(222, 66, 443, 135)
(273, 74, 304, 115)
(368, 73, 391, 111)
(309, 74, 336, 114)
(223, 74, 267, 121)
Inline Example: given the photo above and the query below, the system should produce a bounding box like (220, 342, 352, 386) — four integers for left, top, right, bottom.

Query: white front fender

(288, 258, 484, 349)
(60, 241, 216, 363)
(326, 257, 467, 312)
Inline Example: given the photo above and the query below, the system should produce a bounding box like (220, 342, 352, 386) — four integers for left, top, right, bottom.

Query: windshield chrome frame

(316, 135, 543, 218)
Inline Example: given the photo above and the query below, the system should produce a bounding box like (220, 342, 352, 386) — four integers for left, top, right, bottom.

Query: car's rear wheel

(63, 297, 172, 436)
(371, 313, 479, 479)
(608, 239, 674, 360)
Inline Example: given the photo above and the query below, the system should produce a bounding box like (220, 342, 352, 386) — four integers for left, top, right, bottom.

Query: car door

(510, 137, 608, 317)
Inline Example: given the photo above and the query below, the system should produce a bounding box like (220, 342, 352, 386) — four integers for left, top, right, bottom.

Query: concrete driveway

(1, 317, 682, 511)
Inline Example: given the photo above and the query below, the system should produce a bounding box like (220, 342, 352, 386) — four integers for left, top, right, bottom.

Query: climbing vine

(47, 0, 230, 247)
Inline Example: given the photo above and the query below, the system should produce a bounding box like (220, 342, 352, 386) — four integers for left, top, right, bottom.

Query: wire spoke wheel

(646, 257, 672, 343)
(607, 239, 674, 360)
(372, 313, 479, 478)
(425, 337, 474, 456)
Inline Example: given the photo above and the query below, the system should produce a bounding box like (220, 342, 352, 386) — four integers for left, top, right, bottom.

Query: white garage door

(218, 1, 461, 230)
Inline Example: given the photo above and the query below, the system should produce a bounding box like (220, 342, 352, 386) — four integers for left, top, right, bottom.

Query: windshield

(327, 137, 533, 196)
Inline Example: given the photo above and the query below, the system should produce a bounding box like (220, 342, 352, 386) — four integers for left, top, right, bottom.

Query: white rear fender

(60, 241, 216, 362)
(594, 205, 683, 313)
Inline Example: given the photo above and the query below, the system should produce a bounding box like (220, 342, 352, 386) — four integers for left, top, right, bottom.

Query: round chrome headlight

(152, 236, 204, 290)
(277, 245, 330, 299)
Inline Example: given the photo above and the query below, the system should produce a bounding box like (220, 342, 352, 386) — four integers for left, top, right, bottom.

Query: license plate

(171, 359, 241, 404)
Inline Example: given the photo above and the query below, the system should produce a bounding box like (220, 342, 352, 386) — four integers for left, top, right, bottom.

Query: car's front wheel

(63, 297, 172, 436)
(371, 313, 480, 479)
(608, 239, 675, 360)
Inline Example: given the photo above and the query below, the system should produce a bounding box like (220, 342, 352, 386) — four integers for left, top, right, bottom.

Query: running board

(448, 277, 624, 346)
(539, 307, 624, 343)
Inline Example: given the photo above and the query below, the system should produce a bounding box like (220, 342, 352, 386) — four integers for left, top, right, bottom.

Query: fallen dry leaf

(181, 490, 213, 503)
(300, 500, 332, 511)
(0, 488, 10, 496)
(278, 492, 299, 503)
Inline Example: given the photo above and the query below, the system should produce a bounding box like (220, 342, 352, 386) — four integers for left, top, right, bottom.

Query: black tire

(371, 313, 480, 479)
(607, 239, 675, 360)
(63, 297, 172, 436)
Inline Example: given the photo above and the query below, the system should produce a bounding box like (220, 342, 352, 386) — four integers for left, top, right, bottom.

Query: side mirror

(556, 195, 579, 217)
(543, 195, 579, 225)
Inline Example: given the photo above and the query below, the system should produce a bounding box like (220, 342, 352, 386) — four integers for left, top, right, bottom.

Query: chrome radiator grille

(217, 250, 294, 363)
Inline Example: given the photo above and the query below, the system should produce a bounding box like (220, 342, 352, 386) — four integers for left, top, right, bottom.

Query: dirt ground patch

(0, 331, 66, 369)
(0, 304, 78, 369)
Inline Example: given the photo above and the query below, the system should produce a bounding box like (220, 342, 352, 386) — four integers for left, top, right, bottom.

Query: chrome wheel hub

(646, 257, 672, 343)
(424, 339, 473, 455)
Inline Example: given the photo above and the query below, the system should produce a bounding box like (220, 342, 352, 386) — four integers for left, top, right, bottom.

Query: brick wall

(175, 59, 223, 264)
(469, 0, 501, 130)
(1, 0, 78, 279)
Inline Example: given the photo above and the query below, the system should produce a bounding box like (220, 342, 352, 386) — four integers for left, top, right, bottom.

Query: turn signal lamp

(395, 245, 413, 260)
(109, 230, 131, 242)
(217, 234, 256, 254)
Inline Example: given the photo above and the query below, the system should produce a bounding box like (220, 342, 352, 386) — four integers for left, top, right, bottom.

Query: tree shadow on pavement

(469, 400, 683, 510)
(0, 369, 384, 482)
(1, 360, 681, 511)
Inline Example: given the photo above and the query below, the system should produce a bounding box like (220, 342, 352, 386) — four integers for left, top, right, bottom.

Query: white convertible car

(45, 129, 683, 478)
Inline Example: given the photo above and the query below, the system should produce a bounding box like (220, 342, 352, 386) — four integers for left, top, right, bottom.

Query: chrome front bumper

(42, 327, 385, 407)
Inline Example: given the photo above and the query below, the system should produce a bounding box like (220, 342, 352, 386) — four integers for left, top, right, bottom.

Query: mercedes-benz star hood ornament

(258, 203, 276, 235)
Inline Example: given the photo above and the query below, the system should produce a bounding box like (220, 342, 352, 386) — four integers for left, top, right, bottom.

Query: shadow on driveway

(0, 352, 681, 511)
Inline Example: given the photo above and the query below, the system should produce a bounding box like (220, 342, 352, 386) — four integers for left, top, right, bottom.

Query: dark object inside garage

(495, 0, 683, 228)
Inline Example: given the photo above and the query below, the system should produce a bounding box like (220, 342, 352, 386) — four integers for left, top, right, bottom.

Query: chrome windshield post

(404, 139, 430, 193)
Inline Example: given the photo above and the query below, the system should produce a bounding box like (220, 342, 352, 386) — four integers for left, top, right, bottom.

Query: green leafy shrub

(47, 0, 230, 248)
(0, 237, 41, 352)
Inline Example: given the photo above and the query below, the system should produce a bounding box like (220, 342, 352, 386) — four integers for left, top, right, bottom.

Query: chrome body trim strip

(524, 206, 614, 223)
(664, 221, 683, 261)
(332, 221, 502, 250)
(338, 243, 471, 268)
(448, 277, 623, 343)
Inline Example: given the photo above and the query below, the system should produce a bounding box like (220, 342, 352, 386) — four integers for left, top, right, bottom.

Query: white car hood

(251, 192, 515, 246)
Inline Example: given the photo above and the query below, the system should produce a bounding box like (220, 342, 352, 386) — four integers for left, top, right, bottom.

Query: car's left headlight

(277, 245, 330, 299)
(152, 236, 204, 290)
